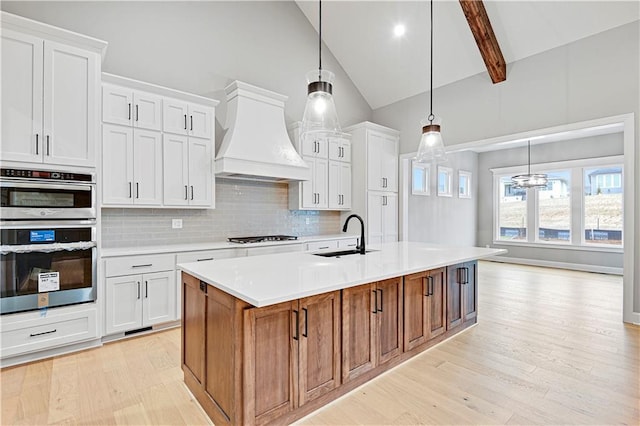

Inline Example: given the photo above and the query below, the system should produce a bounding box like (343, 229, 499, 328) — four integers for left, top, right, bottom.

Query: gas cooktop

(228, 235, 298, 244)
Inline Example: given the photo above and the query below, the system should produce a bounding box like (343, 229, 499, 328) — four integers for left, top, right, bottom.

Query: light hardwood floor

(1, 261, 638, 425)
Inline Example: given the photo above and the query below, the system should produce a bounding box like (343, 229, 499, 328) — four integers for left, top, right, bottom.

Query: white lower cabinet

(104, 254, 176, 335)
(367, 192, 398, 245)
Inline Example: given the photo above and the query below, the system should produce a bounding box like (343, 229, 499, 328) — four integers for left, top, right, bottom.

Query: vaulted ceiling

(295, 1, 639, 110)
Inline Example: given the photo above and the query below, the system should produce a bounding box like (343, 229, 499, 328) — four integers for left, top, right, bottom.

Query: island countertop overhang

(177, 241, 507, 307)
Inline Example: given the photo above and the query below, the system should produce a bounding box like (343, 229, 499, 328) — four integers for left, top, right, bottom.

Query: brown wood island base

(181, 261, 478, 426)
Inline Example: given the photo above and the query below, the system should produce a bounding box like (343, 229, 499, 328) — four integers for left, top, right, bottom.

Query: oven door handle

(0, 241, 97, 255)
(0, 181, 93, 191)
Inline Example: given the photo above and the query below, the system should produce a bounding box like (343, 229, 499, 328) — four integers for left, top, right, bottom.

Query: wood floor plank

(1, 261, 638, 425)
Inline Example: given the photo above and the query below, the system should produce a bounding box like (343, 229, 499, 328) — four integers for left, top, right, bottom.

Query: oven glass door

(0, 182, 95, 220)
(0, 227, 96, 314)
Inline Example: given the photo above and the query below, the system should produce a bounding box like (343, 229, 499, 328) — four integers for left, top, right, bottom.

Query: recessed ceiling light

(393, 24, 406, 38)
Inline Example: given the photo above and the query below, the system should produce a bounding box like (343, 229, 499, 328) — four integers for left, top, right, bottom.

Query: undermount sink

(312, 249, 378, 258)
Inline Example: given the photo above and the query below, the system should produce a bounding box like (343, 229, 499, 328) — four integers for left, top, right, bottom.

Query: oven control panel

(0, 168, 93, 182)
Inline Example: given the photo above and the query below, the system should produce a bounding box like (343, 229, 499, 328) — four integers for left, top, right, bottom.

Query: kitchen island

(178, 242, 506, 426)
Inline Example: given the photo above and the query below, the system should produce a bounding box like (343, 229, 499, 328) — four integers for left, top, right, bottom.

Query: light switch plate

(172, 219, 183, 229)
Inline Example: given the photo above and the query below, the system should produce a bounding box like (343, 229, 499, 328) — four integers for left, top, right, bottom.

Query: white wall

(0, 1, 372, 129)
(373, 21, 639, 319)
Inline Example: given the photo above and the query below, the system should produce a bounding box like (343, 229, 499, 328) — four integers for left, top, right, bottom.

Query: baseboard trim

(485, 256, 623, 275)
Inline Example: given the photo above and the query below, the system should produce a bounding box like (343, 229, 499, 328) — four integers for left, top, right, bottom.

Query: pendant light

(415, 0, 446, 164)
(511, 140, 548, 189)
(301, 0, 342, 138)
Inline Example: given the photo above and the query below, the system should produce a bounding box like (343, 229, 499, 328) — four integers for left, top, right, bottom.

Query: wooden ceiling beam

(459, 0, 506, 84)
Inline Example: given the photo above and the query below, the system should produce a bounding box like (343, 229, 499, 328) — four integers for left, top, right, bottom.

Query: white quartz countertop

(101, 233, 359, 257)
(178, 241, 507, 307)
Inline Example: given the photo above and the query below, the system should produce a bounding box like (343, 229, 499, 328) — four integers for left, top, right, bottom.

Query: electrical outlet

(172, 219, 183, 229)
(305, 217, 310, 225)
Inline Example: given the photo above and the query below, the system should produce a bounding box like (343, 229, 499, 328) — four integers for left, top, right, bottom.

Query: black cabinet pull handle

(136, 182, 139, 199)
(465, 267, 470, 284)
(190, 185, 194, 200)
(199, 281, 207, 292)
(302, 307, 308, 338)
(372, 290, 378, 313)
(131, 264, 152, 268)
(185, 185, 188, 200)
(137, 281, 141, 299)
(145, 281, 148, 298)
(190, 115, 193, 131)
(293, 310, 299, 340)
(46, 135, 50, 156)
(197, 258, 214, 262)
(429, 276, 434, 296)
(35, 134, 39, 154)
(136, 104, 139, 121)
(128, 103, 131, 120)
(378, 288, 383, 312)
(184, 114, 187, 130)
(129, 182, 132, 198)
(30, 329, 56, 337)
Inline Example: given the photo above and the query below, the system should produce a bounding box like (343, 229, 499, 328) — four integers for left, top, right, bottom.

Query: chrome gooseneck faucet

(342, 214, 366, 255)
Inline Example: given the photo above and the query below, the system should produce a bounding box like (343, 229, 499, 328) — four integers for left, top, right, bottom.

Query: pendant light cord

(428, 0, 434, 124)
(318, 0, 322, 81)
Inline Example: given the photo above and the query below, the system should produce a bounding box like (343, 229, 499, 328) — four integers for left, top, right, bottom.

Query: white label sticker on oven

(38, 272, 60, 292)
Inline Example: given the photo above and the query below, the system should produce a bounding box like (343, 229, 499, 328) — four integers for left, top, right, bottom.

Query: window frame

(437, 166, 453, 197)
(491, 155, 623, 252)
(458, 170, 472, 199)
(411, 160, 431, 196)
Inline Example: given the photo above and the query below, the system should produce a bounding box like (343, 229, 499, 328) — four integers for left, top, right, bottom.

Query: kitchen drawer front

(338, 238, 359, 249)
(307, 240, 339, 251)
(176, 248, 238, 264)
(244, 243, 304, 257)
(1, 308, 98, 358)
(105, 254, 175, 277)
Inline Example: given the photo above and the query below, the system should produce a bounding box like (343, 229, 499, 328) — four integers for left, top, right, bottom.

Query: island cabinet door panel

(341, 284, 376, 382)
(376, 277, 404, 365)
(182, 273, 205, 384)
(447, 264, 464, 330)
(403, 271, 428, 351)
(244, 301, 299, 426)
(426, 268, 447, 340)
(462, 261, 478, 323)
(298, 291, 341, 406)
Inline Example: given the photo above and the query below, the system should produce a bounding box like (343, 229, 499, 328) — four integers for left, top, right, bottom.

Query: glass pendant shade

(415, 121, 446, 163)
(301, 69, 341, 137)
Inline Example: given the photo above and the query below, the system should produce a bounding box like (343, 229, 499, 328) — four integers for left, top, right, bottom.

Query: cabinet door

(376, 277, 403, 365)
(142, 271, 176, 326)
(102, 124, 134, 205)
(188, 138, 213, 206)
(382, 193, 398, 243)
(462, 261, 478, 323)
(447, 264, 464, 330)
(162, 134, 189, 206)
(133, 91, 162, 131)
(328, 161, 351, 210)
(342, 284, 376, 383)
(315, 157, 329, 208)
(188, 104, 213, 139)
(328, 137, 350, 162)
(403, 271, 428, 351)
(133, 129, 162, 205)
(105, 275, 143, 334)
(244, 301, 298, 425)
(301, 135, 328, 158)
(426, 268, 447, 340)
(367, 193, 384, 246)
(1, 30, 43, 163)
(163, 98, 189, 135)
(43, 40, 97, 167)
(367, 132, 384, 191)
(380, 134, 398, 192)
(298, 291, 341, 406)
(182, 272, 205, 384)
(340, 162, 352, 209)
(102, 84, 133, 127)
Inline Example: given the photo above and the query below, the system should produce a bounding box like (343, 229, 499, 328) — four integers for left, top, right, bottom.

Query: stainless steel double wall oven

(0, 167, 97, 314)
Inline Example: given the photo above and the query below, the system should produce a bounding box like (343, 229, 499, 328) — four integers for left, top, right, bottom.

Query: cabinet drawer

(307, 240, 339, 251)
(105, 253, 174, 277)
(338, 238, 359, 249)
(1, 308, 97, 358)
(176, 248, 238, 264)
(245, 243, 304, 257)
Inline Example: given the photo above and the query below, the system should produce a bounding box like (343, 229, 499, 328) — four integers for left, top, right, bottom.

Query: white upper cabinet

(102, 84, 162, 131)
(328, 137, 351, 163)
(329, 161, 351, 209)
(367, 131, 398, 192)
(162, 134, 212, 207)
(1, 24, 103, 168)
(301, 135, 329, 158)
(163, 99, 214, 139)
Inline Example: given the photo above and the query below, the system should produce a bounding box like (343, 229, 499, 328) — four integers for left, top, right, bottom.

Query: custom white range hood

(215, 81, 310, 182)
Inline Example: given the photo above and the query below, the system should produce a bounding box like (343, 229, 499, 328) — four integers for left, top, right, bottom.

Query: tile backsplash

(101, 179, 341, 248)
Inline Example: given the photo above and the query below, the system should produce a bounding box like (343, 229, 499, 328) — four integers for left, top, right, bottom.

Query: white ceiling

(295, 0, 640, 110)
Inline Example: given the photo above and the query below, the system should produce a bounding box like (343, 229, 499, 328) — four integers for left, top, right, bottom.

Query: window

(458, 171, 472, 199)
(411, 161, 430, 196)
(437, 166, 452, 197)
(537, 170, 571, 243)
(584, 166, 623, 245)
(497, 176, 527, 241)
(492, 156, 623, 249)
